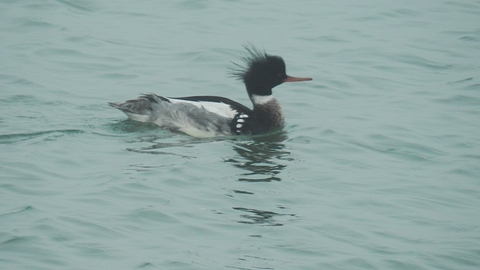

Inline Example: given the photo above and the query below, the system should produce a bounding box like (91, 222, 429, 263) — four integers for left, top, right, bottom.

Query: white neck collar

(251, 94, 274, 105)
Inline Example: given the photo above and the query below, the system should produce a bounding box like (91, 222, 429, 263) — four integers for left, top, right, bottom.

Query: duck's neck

(250, 94, 285, 132)
(250, 94, 275, 106)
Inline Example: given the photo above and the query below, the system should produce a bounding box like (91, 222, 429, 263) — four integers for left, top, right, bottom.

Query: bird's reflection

(226, 130, 299, 226)
(226, 130, 291, 182)
(233, 207, 296, 226)
(110, 121, 297, 226)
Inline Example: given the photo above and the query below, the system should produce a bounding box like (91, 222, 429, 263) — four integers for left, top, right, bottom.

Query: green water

(1, 0, 480, 269)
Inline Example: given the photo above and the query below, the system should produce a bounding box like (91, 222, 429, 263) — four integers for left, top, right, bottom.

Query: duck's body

(109, 94, 282, 137)
(109, 46, 311, 137)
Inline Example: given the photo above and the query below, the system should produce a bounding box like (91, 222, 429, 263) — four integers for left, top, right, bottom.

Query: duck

(109, 45, 312, 137)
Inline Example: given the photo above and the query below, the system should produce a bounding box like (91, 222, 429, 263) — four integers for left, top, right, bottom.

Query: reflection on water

(108, 119, 160, 134)
(225, 131, 297, 226)
(233, 207, 296, 226)
(110, 120, 200, 157)
(126, 145, 196, 158)
(226, 130, 291, 182)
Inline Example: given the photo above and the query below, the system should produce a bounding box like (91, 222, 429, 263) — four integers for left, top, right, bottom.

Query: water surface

(1, 0, 480, 269)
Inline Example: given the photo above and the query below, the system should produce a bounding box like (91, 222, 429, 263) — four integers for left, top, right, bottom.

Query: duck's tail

(108, 94, 167, 122)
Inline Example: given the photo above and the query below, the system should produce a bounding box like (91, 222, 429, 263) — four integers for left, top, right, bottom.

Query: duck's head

(232, 45, 312, 98)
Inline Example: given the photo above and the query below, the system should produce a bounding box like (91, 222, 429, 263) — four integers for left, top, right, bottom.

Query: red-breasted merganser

(109, 46, 312, 137)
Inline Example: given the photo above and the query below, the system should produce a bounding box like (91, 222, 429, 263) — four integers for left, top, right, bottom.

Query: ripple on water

(0, 129, 84, 144)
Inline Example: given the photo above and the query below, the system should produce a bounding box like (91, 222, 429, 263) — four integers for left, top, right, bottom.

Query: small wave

(0, 205, 34, 218)
(434, 94, 480, 106)
(0, 129, 84, 144)
(56, 0, 98, 12)
(394, 54, 453, 70)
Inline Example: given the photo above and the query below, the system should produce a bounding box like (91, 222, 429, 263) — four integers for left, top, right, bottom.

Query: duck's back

(109, 94, 253, 137)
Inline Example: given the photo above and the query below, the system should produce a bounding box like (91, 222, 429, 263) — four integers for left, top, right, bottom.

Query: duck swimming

(109, 46, 312, 137)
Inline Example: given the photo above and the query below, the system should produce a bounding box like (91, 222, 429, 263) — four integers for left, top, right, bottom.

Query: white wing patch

(167, 98, 237, 119)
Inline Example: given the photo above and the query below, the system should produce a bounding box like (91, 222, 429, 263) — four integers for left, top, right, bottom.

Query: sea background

(1, 0, 480, 269)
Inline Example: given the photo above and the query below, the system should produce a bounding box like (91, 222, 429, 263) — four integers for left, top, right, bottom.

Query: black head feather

(231, 45, 288, 97)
